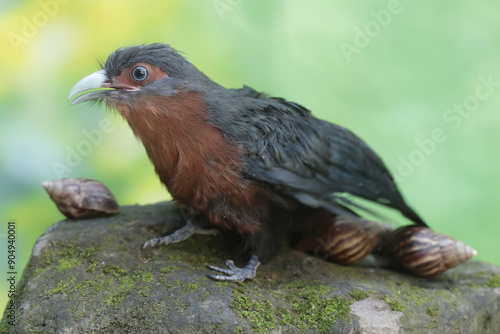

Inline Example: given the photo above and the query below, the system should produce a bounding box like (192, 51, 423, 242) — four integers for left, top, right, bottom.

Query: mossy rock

(1, 202, 500, 333)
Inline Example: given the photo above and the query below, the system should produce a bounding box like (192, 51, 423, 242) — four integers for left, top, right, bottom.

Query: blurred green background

(1, 0, 499, 310)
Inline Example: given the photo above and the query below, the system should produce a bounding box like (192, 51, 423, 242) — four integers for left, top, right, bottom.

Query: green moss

(59, 265, 175, 310)
(54, 265, 158, 309)
(317, 296, 352, 332)
(103, 264, 128, 277)
(350, 289, 368, 301)
(216, 281, 230, 289)
(0, 318, 11, 333)
(33, 267, 50, 276)
(160, 235, 229, 269)
(384, 281, 449, 310)
(43, 246, 56, 266)
(109, 318, 133, 331)
(382, 294, 406, 312)
(46, 277, 76, 296)
(427, 316, 439, 330)
(58, 244, 100, 259)
(114, 242, 129, 251)
(288, 282, 351, 329)
(230, 295, 276, 333)
(233, 326, 244, 334)
(56, 257, 84, 271)
(166, 279, 181, 290)
(426, 304, 440, 317)
(72, 275, 110, 295)
(93, 276, 114, 292)
(142, 272, 154, 283)
(367, 278, 469, 332)
(228, 280, 352, 333)
(485, 275, 500, 288)
(157, 276, 168, 286)
(182, 282, 198, 293)
(36, 242, 103, 274)
(104, 275, 136, 307)
(86, 261, 98, 273)
(276, 306, 293, 325)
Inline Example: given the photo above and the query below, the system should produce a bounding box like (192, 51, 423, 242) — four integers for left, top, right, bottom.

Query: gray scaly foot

(142, 219, 219, 249)
(207, 254, 260, 282)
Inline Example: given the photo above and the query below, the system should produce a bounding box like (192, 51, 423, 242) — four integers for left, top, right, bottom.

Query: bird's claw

(142, 219, 219, 250)
(207, 260, 238, 276)
(142, 237, 162, 249)
(207, 255, 260, 282)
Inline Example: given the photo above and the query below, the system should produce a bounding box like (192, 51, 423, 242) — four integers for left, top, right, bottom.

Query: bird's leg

(142, 217, 219, 249)
(207, 254, 260, 282)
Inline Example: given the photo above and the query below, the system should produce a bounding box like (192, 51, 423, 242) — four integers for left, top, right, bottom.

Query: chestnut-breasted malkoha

(68, 43, 427, 281)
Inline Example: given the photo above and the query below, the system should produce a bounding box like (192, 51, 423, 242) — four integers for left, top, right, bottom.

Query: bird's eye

(131, 66, 148, 82)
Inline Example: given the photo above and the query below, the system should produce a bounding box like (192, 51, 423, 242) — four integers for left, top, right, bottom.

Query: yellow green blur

(1, 0, 499, 310)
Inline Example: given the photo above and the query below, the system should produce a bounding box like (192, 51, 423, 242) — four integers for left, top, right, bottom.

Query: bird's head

(68, 43, 218, 107)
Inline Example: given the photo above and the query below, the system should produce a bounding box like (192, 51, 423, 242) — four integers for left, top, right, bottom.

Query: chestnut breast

(112, 91, 265, 232)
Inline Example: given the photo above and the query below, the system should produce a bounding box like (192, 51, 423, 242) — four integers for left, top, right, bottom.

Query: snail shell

(294, 216, 393, 265)
(42, 178, 119, 218)
(389, 226, 477, 277)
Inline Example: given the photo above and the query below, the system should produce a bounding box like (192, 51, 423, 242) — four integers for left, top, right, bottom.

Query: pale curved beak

(68, 69, 112, 105)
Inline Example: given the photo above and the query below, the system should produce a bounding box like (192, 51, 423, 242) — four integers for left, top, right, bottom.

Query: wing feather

(210, 87, 427, 226)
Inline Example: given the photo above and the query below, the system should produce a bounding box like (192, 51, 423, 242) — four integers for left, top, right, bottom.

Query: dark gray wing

(210, 88, 427, 226)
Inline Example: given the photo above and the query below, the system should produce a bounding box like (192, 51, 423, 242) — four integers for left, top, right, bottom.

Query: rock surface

(2, 202, 500, 333)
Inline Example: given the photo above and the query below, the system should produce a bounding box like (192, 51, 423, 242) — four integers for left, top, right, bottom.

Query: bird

(68, 43, 427, 282)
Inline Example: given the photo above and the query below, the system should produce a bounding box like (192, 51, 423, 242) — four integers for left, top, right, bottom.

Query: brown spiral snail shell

(42, 178, 120, 218)
(294, 215, 394, 265)
(388, 226, 477, 277)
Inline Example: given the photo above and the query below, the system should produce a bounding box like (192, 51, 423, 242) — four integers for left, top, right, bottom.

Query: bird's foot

(142, 219, 219, 249)
(207, 254, 260, 282)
